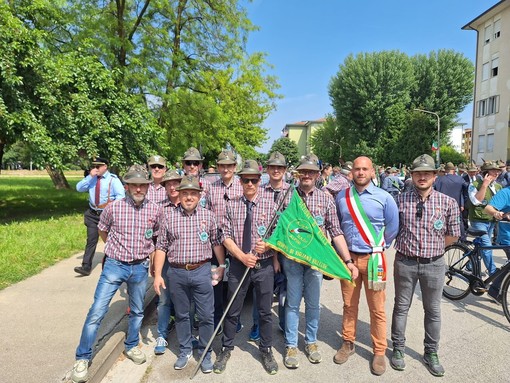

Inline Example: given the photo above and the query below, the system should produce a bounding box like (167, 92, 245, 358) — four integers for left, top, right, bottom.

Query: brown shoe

(333, 341, 355, 364)
(371, 354, 386, 376)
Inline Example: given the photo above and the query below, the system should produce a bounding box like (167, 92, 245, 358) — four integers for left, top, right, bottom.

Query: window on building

(478, 135, 485, 153)
(494, 19, 501, 39)
(476, 95, 499, 117)
(491, 57, 499, 77)
(484, 25, 492, 44)
(482, 62, 490, 81)
(487, 133, 494, 152)
(488, 95, 499, 114)
(477, 99, 487, 117)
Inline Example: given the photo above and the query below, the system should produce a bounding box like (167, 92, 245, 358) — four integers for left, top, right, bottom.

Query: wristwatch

(345, 259, 354, 265)
(218, 264, 227, 268)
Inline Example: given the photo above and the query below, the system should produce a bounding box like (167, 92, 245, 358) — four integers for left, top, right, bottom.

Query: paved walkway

(0, 244, 154, 383)
(100, 248, 510, 383)
(1, 247, 509, 383)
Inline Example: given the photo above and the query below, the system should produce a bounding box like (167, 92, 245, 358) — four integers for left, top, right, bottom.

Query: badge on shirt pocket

(145, 229, 153, 239)
(199, 232, 209, 243)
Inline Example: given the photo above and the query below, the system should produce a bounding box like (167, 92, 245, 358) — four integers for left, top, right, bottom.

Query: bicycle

(443, 228, 510, 323)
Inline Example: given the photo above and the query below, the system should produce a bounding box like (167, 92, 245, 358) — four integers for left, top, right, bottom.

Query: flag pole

(190, 181, 295, 379)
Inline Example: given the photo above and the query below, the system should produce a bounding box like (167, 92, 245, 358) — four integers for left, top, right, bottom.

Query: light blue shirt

(487, 187, 510, 244)
(335, 183, 399, 253)
(76, 170, 125, 210)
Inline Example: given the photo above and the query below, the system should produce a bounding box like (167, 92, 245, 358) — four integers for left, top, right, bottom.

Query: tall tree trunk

(45, 165, 70, 189)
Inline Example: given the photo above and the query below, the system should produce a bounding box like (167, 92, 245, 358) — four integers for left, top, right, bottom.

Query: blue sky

(245, 0, 498, 152)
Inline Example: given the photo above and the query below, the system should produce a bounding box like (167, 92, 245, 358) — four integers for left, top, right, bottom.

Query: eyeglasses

(150, 164, 165, 169)
(416, 201, 424, 219)
(184, 161, 200, 167)
(241, 178, 260, 185)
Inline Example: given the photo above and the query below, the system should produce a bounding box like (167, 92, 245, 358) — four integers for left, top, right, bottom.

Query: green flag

(266, 189, 352, 281)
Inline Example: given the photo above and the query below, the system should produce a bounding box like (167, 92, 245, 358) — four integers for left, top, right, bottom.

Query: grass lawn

(0, 172, 89, 290)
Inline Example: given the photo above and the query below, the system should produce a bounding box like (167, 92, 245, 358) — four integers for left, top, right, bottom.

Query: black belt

(89, 208, 102, 216)
(108, 256, 148, 265)
(396, 252, 442, 264)
(169, 259, 209, 271)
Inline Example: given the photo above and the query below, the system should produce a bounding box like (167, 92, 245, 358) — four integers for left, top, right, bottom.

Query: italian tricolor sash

(345, 187, 387, 290)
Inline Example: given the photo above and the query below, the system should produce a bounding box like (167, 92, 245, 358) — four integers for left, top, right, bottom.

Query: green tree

(439, 146, 468, 165)
(0, 2, 162, 187)
(60, 0, 279, 160)
(268, 138, 300, 167)
(310, 115, 344, 164)
(328, 50, 474, 165)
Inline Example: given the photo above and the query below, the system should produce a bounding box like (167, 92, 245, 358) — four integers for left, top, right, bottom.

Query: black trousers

(82, 208, 101, 269)
(222, 257, 274, 350)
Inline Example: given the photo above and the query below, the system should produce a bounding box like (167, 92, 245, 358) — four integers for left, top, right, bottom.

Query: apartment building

(463, 0, 510, 163)
(281, 118, 325, 157)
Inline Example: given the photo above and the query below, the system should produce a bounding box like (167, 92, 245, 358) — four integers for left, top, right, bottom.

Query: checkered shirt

(156, 205, 221, 264)
(222, 193, 277, 260)
(146, 182, 167, 205)
(296, 186, 343, 238)
(205, 177, 243, 217)
(259, 182, 291, 205)
(395, 188, 461, 258)
(322, 173, 351, 197)
(98, 197, 162, 262)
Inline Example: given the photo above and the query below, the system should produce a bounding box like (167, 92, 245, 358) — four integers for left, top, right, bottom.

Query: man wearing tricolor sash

(334, 156, 399, 376)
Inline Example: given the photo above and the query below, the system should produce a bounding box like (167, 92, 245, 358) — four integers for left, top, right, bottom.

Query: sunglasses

(184, 161, 200, 167)
(93, 165, 104, 169)
(150, 164, 165, 169)
(299, 170, 318, 176)
(416, 201, 424, 219)
(241, 178, 260, 185)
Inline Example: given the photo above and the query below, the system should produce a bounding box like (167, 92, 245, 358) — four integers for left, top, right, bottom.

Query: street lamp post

(414, 108, 441, 165)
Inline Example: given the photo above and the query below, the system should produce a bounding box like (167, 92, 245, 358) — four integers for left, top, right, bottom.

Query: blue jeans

(283, 257, 323, 347)
(470, 220, 497, 274)
(76, 257, 149, 360)
(391, 255, 444, 353)
(156, 259, 175, 339)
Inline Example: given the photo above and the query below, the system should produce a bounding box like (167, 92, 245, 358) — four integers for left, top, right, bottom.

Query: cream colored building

(281, 118, 325, 157)
(463, 0, 510, 163)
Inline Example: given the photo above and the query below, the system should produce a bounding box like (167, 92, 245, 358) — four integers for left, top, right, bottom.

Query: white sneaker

(125, 346, 147, 364)
(71, 359, 89, 383)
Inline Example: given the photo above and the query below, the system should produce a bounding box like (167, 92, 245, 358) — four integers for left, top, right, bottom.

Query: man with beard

(153, 175, 225, 374)
(390, 154, 460, 377)
(71, 165, 162, 383)
(334, 156, 399, 375)
(282, 154, 356, 370)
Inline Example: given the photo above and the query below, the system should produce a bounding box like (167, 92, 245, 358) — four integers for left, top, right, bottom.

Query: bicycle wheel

(501, 273, 510, 324)
(443, 242, 472, 300)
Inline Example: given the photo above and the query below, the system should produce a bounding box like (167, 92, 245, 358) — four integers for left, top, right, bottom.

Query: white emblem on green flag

(266, 190, 352, 281)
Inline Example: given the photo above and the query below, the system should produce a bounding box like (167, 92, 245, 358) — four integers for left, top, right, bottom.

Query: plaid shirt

(157, 205, 221, 264)
(395, 188, 461, 258)
(222, 193, 276, 260)
(322, 173, 351, 197)
(297, 186, 343, 238)
(98, 197, 162, 262)
(146, 182, 167, 205)
(259, 182, 291, 205)
(205, 177, 243, 217)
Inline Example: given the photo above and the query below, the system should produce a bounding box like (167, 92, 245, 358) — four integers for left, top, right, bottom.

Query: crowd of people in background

(70, 148, 510, 382)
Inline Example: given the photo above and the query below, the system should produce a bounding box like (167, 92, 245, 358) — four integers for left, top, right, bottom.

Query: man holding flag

(334, 156, 399, 375)
(267, 154, 356, 370)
